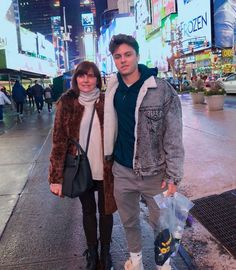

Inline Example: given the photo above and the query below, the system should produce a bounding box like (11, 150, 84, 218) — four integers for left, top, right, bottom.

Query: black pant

(16, 102, 24, 114)
(47, 102, 52, 111)
(35, 96, 44, 111)
(79, 180, 113, 247)
(28, 96, 35, 107)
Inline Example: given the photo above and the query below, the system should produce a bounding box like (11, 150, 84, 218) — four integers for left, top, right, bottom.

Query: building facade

(18, 0, 60, 37)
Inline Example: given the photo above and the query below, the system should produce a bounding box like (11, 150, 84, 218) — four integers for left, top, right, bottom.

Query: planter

(205, 95, 225, 111)
(190, 92, 205, 104)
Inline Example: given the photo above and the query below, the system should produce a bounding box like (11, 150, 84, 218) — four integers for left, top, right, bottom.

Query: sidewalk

(0, 95, 236, 269)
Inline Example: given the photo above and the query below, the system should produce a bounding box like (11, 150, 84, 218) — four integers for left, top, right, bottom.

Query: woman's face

(76, 68, 97, 93)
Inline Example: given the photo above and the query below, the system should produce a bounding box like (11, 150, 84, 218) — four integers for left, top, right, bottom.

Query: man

(104, 34, 184, 269)
(31, 80, 44, 113)
(12, 80, 26, 116)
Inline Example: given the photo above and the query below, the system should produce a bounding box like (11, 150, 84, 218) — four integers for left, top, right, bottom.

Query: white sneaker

(124, 258, 144, 270)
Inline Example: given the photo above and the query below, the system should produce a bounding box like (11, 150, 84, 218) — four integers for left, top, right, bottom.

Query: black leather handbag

(62, 106, 95, 198)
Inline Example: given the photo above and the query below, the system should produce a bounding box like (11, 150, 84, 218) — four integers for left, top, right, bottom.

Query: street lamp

(61, 6, 72, 71)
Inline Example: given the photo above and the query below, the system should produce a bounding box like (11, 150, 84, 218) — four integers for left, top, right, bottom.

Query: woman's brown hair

(71, 61, 102, 93)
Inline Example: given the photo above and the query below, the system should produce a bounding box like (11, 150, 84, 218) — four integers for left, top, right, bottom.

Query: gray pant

(112, 161, 164, 253)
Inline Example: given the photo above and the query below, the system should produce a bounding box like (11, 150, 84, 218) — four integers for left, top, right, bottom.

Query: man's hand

(50, 183, 64, 197)
(161, 181, 177, 196)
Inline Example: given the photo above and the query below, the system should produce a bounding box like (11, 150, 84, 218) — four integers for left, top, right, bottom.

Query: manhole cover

(190, 189, 236, 258)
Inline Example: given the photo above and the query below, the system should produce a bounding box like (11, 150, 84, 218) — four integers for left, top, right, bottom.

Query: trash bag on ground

(153, 192, 194, 266)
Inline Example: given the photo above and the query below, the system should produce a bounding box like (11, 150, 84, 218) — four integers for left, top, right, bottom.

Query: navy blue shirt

(113, 64, 154, 168)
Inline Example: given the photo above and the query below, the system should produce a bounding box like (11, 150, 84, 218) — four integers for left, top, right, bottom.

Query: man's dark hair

(109, 34, 139, 55)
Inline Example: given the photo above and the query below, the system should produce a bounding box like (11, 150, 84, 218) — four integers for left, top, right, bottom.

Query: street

(0, 94, 236, 269)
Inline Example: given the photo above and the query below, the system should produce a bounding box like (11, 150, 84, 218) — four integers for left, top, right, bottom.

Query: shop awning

(0, 68, 48, 80)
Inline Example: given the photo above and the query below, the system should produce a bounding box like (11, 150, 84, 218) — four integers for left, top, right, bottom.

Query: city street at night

(1, 0, 236, 269)
(0, 94, 236, 269)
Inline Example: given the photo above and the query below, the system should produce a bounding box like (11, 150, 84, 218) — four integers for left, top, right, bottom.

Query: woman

(49, 61, 117, 270)
(0, 86, 11, 122)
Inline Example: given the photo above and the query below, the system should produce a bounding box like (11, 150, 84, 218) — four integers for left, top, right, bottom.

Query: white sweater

(79, 92, 103, 181)
(0, 92, 11, 105)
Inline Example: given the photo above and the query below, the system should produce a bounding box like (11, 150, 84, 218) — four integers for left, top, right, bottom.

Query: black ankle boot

(83, 245, 98, 270)
(100, 244, 113, 270)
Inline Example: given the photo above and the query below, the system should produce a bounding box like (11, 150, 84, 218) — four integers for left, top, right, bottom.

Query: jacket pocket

(140, 106, 163, 133)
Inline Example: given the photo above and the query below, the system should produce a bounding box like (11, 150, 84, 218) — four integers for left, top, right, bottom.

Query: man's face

(112, 43, 139, 77)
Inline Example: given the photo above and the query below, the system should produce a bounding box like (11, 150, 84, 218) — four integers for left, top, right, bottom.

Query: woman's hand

(50, 183, 64, 197)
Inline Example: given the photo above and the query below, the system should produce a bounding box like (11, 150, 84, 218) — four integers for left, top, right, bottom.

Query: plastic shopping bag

(153, 192, 194, 266)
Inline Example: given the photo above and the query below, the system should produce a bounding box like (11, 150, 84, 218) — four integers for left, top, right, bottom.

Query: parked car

(205, 74, 220, 87)
(217, 73, 234, 82)
(221, 73, 236, 94)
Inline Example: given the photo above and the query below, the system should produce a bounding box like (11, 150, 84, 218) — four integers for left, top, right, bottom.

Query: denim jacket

(104, 75, 184, 184)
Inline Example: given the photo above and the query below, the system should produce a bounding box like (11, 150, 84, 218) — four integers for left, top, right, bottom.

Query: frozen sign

(177, 0, 212, 49)
(178, 12, 207, 37)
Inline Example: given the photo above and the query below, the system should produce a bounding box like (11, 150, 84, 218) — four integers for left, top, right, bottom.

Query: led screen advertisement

(177, 0, 212, 53)
(150, 0, 177, 30)
(81, 13, 94, 26)
(5, 51, 57, 77)
(151, 0, 162, 29)
(51, 16, 61, 37)
(20, 27, 37, 55)
(0, 0, 18, 52)
(214, 0, 236, 48)
(162, 0, 177, 18)
(134, 0, 151, 30)
(37, 33, 55, 61)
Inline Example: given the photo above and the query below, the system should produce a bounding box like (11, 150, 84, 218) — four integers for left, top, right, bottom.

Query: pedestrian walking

(26, 85, 35, 107)
(0, 86, 11, 121)
(31, 80, 44, 113)
(104, 34, 184, 270)
(1, 86, 9, 97)
(12, 80, 26, 116)
(49, 61, 116, 270)
(44, 85, 53, 112)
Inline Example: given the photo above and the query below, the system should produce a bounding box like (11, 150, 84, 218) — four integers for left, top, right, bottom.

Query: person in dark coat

(31, 80, 44, 113)
(12, 80, 26, 115)
(44, 85, 53, 112)
(26, 85, 35, 107)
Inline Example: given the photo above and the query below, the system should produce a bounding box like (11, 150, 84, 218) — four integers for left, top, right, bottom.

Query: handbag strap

(69, 104, 96, 155)
(85, 105, 96, 153)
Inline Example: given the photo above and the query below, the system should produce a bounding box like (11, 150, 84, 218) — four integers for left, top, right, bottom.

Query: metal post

(63, 7, 69, 71)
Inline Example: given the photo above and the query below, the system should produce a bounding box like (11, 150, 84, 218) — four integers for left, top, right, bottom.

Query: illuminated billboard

(51, 16, 61, 36)
(134, 0, 151, 30)
(0, 0, 18, 53)
(177, 0, 212, 53)
(151, 0, 162, 29)
(37, 33, 55, 61)
(214, 0, 236, 48)
(162, 0, 177, 19)
(20, 27, 37, 54)
(81, 13, 94, 26)
(150, 0, 176, 30)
